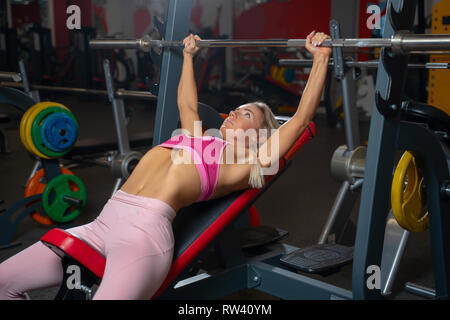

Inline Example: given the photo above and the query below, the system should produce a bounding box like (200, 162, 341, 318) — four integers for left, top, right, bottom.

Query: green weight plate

(42, 174, 86, 223)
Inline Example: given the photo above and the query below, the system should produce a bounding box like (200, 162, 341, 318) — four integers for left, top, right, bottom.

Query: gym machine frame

(86, 0, 450, 299)
(279, 23, 450, 298)
(316, 20, 363, 247)
(3, 0, 447, 299)
(353, 0, 450, 299)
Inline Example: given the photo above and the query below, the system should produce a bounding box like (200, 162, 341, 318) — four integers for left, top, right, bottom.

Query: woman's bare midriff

(120, 145, 251, 214)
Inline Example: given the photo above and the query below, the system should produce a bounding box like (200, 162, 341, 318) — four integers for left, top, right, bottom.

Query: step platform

(280, 243, 353, 275)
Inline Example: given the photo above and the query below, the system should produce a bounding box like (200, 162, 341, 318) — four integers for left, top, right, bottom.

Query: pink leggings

(0, 190, 176, 300)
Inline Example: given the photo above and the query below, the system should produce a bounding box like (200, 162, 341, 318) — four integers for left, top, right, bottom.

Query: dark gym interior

(0, 0, 448, 301)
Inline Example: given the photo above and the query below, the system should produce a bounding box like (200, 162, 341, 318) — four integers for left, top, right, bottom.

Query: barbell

(0, 72, 22, 82)
(89, 33, 450, 54)
(279, 59, 450, 69)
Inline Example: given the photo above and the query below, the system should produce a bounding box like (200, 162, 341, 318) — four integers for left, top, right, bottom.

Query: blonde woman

(0, 31, 331, 300)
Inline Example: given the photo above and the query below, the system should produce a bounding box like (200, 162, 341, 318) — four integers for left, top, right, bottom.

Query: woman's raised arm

(258, 31, 332, 167)
(177, 34, 202, 136)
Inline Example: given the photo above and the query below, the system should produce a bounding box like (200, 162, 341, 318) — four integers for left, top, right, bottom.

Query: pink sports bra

(158, 134, 228, 202)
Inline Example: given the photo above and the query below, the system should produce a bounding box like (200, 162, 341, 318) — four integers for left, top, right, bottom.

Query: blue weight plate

(40, 113, 78, 152)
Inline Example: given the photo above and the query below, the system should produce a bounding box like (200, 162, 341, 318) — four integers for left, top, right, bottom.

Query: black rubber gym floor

(0, 91, 434, 300)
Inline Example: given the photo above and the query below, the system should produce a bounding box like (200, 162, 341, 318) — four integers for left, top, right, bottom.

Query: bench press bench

(40, 121, 316, 300)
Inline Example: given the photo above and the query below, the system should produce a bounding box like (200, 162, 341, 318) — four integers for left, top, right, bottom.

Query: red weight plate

(24, 167, 76, 225)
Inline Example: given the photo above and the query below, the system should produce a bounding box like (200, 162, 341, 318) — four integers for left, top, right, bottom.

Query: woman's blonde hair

(247, 102, 281, 189)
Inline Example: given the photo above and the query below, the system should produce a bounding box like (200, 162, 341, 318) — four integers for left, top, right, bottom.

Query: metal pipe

(408, 51, 450, 55)
(203, 39, 302, 48)
(318, 181, 352, 244)
(111, 178, 123, 197)
(350, 179, 364, 191)
(63, 195, 83, 206)
(71, 158, 112, 168)
(380, 211, 410, 297)
(404, 282, 435, 299)
(90, 36, 152, 51)
(116, 89, 157, 101)
(24, 160, 41, 188)
(341, 65, 360, 149)
(330, 20, 360, 151)
(19, 60, 29, 92)
(0, 82, 107, 95)
(0, 72, 22, 82)
(18, 59, 39, 102)
(90, 37, 388, 49)
(279, 59, 450, 69)
(393, 33, 450, 54)
(89, 33, 450, 52)
(162, 39, 294, 48)
(104, 59, 130, 155)
(0, 82, 157, 101)
(442, 182, 450, 198)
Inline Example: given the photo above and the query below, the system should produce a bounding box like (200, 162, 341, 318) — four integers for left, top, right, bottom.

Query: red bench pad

(41, 228, 106, 279)
(40, 122, 316, 298)
(153, 122, 316, 298)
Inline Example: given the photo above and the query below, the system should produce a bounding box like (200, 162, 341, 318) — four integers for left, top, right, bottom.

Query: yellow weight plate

(20, 102, 69, 154)
(22, 102, 69, 159)
(401, 158, 428, 232)
(20, 116, 31, 152)
(391, 151, 428, 232)
(20, 103, 41, 153)
(23, 103, 57, 159)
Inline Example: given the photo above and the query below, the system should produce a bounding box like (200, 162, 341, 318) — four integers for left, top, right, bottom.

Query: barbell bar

(279, 59, 450, 69)
(0, 72, 22, 82)
(0, 81, 158, 101)
(89, 33, 450, 54)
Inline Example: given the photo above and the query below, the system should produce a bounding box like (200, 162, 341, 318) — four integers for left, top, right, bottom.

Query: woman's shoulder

(219, 161, 251, 185)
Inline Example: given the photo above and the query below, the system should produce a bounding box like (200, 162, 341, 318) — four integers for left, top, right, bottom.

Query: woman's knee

(0, 242, 63, 300)
(0, 262, 29, 300)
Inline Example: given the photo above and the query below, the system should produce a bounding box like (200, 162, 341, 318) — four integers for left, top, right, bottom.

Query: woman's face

(220, 104, 264, 140)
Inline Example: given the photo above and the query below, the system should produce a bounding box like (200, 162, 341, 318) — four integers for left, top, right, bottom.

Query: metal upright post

(318, 21, 361, 245)
(352, 0, 418, 300)
(318, 180, 359, 244)
(330, 20, 360, 151)
(19, 59, 40, 103)
(103, 59, 130, 156)
(380, 210, 410, 296)
(104, 59, 130, 194)
(152, 0, 193, 146)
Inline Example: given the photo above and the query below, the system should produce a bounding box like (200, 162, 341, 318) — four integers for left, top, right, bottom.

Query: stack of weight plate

(20, 102, 79, 159)
(20, 102, 86, 225)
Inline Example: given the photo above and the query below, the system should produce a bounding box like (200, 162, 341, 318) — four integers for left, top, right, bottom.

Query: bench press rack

(3, 0, 450, 300)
